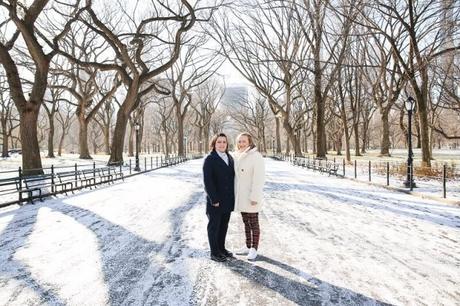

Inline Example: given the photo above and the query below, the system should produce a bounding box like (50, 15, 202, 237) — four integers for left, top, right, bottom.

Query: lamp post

(134, 122, 141, 171)
(403, 96, 416, 189)
(272, 136, 275, 156)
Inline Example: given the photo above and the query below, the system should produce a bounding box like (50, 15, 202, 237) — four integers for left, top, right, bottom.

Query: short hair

(236, 132, 255, 150)
(209, 133, 229, 153)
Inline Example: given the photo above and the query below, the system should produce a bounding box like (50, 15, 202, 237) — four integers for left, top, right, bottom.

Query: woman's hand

(212, 202, 220, 207)
(250, 201, 257, 206)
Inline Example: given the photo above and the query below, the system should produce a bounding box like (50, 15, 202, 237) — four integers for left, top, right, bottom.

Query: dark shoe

(221, 249, 233, 258)
(210, 254, 227, 262)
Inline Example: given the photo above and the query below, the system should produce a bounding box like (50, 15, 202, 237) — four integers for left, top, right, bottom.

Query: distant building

(222, 86, 248, 108)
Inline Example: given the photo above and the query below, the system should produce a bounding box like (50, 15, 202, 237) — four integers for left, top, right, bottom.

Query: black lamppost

(134, 122, 141, 171)
(272, 136, 275, 155)
(403, 96, 416, 188)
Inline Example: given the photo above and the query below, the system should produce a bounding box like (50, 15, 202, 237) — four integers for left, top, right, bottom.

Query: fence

(0, 154, 197, 208)
(274, 154, 460, 202)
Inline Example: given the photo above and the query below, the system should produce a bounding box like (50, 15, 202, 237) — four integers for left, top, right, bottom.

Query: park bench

(325, 162, 339, 176)
(99, 167, 117, 183)
(21, 174, 54, 203)
(106, 166, 124, 181)
(77, 169, 97, 188)
(54, 170, 77, 194)
(0, 177, 22, 204)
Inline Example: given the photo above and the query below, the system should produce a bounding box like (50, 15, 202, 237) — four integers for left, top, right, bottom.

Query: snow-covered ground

(0, 153, 166, 171)
(0, 158, 459, 305)
(291, 149, 460, 201)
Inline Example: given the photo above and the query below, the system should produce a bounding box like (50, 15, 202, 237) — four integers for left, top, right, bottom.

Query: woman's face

(215, 136, 227, 153)
(238, 135, 250, 151)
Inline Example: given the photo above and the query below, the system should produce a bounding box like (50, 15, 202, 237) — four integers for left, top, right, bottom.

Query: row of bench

(0, 166, 124, 205)
(292, 157, 340, 176)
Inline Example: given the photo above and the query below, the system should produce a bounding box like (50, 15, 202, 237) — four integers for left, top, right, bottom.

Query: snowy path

(0, 159, 459, 306)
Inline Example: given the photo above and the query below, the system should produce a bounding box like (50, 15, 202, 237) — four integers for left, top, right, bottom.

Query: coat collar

(211, 150, 234, 168)
(235, 146, 258, 162)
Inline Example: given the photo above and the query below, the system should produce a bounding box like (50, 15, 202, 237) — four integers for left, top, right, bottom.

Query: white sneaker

(235, 247, 250, 255)
(247, 247, 257, 261)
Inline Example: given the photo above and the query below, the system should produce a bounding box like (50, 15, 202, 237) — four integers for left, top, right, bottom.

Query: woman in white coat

(233, 132, 265, 260)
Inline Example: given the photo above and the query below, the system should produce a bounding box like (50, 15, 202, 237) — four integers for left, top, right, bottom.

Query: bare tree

(0, 72, 19, 157)
(191, 77, 225, 154)
(153, 96, 175, 158)
(53, 0, 207, 165)
(0, 1, 84, 174)
(209, 1, 305, 154)
(94, 97, 115, 154)
(229, 93, 272, 152)
(52, 24, 121, 159)
(55, 102, 75, 156)
(166, 33, 223, 156)
(359, 0, 460, 166)
(292, 0, 361, 158)
(361, 31, 405, 156)
(43, 73, 70, 158)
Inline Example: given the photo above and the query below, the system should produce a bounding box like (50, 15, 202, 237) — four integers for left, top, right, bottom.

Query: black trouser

(207, 211, 231, 256)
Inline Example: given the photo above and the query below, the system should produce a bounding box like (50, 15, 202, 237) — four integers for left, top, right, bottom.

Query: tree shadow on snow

(264, 179, 460, 230)
(0, 205, 67, 305)
(225, 255, 395, 306)
(0, 188, 203, 305)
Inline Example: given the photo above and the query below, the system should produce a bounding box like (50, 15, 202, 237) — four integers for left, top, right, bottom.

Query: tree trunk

(275, 117, 281, 153)
(336, 130, 342, 155)
(2, 120, 8, 157)
(20, 109, 44, 175)
(177, 108, 185, 156)
(47, 115, 55, 158)
(361, 125, 368, 154)
(58, 130, 65, 157)
(104, 124, 110, 154)
(303, 127, 308, 154)
(285, 135, 290, 155)
(379, 109, 391, 156)
(78, 116, 92, 159)
(416, 97, 432, 166)
(198, 126, 204, 154)
(109, 106, 131, 165)
(108, 83, 139, 165)
(128, 123, 134, 157)
(341, 110, 351, 163)
(414, 114, 422, 149)
(93, 137, 97, 155)
(315, 71, 327, 158)
(353, 120, 361, 156)
(204, 124, 210, 153)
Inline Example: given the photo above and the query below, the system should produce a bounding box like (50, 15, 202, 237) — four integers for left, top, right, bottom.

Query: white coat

(233, 147, 265, 213)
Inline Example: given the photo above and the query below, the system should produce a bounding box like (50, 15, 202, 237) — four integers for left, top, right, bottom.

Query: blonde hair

(236, 132, 255, 150)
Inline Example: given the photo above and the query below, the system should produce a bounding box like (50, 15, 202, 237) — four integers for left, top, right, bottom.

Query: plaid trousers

(241, 212, 260, 250)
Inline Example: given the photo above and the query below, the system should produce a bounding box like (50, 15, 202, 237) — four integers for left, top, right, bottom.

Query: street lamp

(403, 96, 416, 189)
(272, 136, 275, 156)
(134, 122, 141, 171)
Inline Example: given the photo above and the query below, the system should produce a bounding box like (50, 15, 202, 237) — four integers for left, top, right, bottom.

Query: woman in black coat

(203, 133, 235, 262)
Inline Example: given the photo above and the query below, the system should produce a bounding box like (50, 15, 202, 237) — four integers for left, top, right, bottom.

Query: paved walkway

(0, 159, 459, 305)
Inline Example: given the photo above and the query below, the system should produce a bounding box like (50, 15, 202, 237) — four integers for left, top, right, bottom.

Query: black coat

(203, 151, 235, 214)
